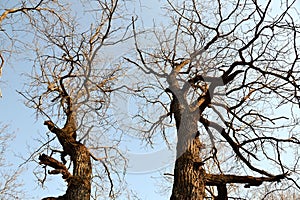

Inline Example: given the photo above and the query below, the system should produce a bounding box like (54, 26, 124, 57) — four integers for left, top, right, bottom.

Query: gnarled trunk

(41, 114, 92, 200)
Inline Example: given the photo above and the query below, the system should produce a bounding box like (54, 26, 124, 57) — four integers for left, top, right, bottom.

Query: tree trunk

(41, 116, 92, 200)
(216, 185, 228, 200)
(64, 143, 91, 199)
(170, 109, 206, 200)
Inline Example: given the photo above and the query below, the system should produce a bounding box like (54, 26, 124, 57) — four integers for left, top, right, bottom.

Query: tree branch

(39, 154, 72, 180)
(206, 173, 288, 188)
(199, 116, 274, 177)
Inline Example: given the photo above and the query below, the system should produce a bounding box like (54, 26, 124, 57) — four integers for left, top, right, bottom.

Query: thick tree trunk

(64, 143, 91, 199)
(41, 117, 92, 200)
(170, 110, 206, 200)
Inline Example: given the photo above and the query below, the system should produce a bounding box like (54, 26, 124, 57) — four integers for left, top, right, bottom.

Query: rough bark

(40, 111, 92, 199)
(169, 92, 206, 199)
(170, 133, 206, 200)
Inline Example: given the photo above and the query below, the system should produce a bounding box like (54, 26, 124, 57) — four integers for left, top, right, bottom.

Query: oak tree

(6, 0, 131, 199)
(126, 0, 300, 199)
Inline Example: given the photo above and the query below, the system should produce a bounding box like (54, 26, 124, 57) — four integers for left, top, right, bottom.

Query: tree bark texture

(41, 113, 92, 200)
(170, 106, 206, 200)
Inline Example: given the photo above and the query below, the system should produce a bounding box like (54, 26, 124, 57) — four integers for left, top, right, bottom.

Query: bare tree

(0, 123, 24, 199)
(0, 1, 60, 199)
(0, 0, 47, 97)
(126, 0, 300, 199)
(3, 0, 132, 199)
